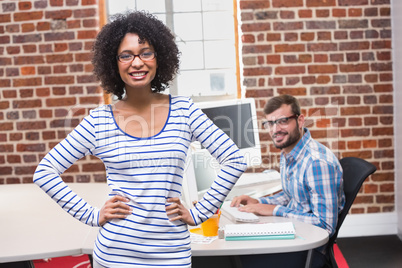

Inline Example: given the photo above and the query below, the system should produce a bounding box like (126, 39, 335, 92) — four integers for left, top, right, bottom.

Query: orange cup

(201, 211, 221, 237)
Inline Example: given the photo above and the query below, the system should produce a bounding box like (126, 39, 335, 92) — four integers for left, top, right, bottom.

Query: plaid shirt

(259, 128, 345, 236)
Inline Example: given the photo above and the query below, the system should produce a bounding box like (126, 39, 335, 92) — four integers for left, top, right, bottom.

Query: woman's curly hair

(92, 11, 180, 100)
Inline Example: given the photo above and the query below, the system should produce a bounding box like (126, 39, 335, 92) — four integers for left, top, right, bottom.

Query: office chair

(326, 157, 377, 268)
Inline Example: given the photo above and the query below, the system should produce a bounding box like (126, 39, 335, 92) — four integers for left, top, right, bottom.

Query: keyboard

(234, 170, 281, 188)
(221, 201, 259, 223)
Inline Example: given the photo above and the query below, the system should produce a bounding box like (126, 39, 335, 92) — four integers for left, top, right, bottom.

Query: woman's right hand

(99, 195, 132, 226)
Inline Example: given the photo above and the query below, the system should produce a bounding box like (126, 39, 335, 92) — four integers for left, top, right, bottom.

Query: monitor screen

(181, 98, 262, 205)
(201, 103, 256, 150)
(195, 98, 261, 167)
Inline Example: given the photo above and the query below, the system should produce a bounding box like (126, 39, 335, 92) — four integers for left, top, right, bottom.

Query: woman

(33, 11, 246, 267)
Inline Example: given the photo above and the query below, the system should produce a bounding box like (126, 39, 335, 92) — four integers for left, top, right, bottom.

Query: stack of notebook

(224, 222, 296, 241)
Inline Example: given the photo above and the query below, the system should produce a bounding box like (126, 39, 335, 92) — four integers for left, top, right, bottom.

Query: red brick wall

(0, 0, 395, 215)
(240, 0, 394, 214)
(0, 0, 106, 184)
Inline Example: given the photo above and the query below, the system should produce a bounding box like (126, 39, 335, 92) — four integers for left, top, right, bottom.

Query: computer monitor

(182, 98, 262, 206)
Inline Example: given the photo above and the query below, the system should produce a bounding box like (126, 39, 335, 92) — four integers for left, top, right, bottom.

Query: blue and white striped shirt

(259, 128, 345, 236)
(33, 96, 247, 267)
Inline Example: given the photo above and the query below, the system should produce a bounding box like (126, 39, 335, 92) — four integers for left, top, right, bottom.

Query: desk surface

(0, 183, 328, 263)
(0, 183, 109, 263)
(190, 214, 328, 256)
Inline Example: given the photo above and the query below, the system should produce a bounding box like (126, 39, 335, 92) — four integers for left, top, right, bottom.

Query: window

(105, 0, 240, 100)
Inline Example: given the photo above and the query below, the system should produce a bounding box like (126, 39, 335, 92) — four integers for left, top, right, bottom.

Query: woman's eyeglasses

(116, 51, 157, 63)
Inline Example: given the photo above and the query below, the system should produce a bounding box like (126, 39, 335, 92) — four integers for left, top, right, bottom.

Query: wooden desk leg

(305, 249, 313, 268)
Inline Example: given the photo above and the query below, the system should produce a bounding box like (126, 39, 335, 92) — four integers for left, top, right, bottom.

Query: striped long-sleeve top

(33, 96, 247, 267)
(259, 128, 345, 237)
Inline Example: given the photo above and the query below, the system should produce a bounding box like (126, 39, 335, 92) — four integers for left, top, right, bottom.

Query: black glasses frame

(116, 51, 157, 63)
(262, 114, 299, 129)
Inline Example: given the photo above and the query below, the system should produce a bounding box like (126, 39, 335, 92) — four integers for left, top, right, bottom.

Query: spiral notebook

(224, 222, 295, 241)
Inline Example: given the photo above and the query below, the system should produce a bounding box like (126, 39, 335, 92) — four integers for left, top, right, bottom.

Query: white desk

(191, 215, 328, 256)
(0, 183, 328, 266)
(0, 183, 109, 263)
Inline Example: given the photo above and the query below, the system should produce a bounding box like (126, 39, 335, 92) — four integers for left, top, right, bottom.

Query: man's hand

(231, 195, 276, 216)
(230, 194, 259, 208)
(166, 197, 196, 226)
(99, 195, 132, 226)
(238, 203, 276, 216)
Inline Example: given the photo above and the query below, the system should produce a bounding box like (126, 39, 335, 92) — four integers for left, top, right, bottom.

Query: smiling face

(117, 33, 158, 93)
(266, 104, 305, 154)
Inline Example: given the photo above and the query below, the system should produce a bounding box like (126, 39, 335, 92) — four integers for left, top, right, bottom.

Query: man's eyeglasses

(116, 52, 157, 63)
(262, 114, 299, 130)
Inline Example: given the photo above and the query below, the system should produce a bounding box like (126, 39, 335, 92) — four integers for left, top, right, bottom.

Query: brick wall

(0, 0, 395, 215)
(0, 0, 106, 184)
(240, 0, 394, 214)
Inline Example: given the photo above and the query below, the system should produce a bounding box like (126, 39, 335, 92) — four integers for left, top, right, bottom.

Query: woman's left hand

(166, 197, 195, 226)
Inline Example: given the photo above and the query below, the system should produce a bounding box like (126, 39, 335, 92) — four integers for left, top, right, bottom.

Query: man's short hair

(263, 94, 301, 116)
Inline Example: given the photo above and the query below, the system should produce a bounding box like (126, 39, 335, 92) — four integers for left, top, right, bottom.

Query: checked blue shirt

(259, 128, 345, 237)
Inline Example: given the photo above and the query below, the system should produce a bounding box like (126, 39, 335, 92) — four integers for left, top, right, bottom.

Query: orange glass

(201, 210, 221, 237)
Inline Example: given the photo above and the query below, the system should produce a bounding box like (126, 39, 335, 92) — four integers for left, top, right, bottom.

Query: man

(231, 94, 345, 268)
